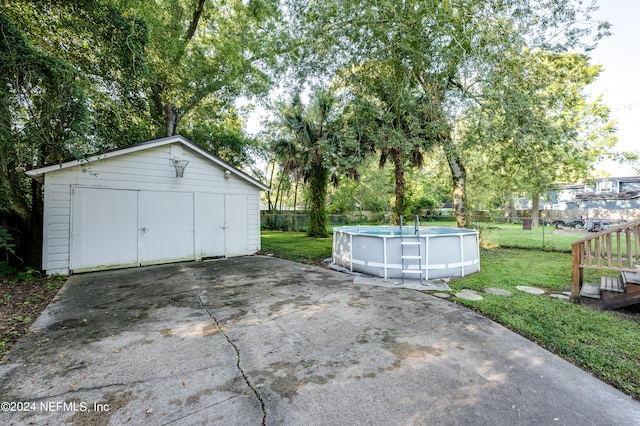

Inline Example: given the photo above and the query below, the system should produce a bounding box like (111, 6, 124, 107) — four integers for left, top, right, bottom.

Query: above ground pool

(332, 225, 480, 280)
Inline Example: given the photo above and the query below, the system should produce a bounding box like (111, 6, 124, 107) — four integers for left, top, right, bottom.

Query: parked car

(551, 219, 585, 229)
(585, 219, 627, 232)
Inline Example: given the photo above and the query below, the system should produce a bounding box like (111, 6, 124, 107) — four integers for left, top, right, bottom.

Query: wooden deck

(571, 220, 640, 309)
(600, 276, 624, 293)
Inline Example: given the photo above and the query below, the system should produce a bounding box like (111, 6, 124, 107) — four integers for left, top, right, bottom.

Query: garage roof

(26, 135, 270, 191)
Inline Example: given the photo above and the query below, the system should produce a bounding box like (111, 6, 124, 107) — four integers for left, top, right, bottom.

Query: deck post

(571, 243, 583, 303)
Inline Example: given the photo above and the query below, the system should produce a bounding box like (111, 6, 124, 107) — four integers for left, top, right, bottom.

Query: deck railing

(571, 220, 640, 301)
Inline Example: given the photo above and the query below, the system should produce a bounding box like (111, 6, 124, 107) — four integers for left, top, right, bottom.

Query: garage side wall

(42, 143, 261, 274)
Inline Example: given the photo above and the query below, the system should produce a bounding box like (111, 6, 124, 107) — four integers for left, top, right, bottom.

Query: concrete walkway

(1, 256, 639, 425)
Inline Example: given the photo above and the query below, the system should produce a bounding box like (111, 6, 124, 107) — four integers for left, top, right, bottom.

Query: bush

(262, 214, 309, 231)
(0, 227, 16, 262)
(10, 267, 42, 284)
(0, 262, 14, 278)
(262, 214, 348, 231)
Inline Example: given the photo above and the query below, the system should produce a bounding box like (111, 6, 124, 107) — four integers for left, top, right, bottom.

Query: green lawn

(260, 231, 333, 264)
(478, 223, 579, 251)
(260, 229, 640, 399)
(449, 248, 640, 398)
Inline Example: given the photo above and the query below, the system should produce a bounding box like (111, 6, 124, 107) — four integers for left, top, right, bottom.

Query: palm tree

(345, 61, 435, 225)
(273, 89, 349, 237)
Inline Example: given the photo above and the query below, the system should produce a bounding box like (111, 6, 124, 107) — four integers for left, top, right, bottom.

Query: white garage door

(225, 194, 249, 256)
(196, 193, 249, 258)
(70, 188, 138, 271)
(70, 188, 195, 272)
(196, 193, 226, 258)
(138, 191, 195, 265)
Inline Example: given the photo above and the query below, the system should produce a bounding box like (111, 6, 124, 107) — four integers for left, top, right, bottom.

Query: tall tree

(283, 0, 610, 227)
(119, 0, 280, 137)
(0, 12, 91, 263)
(272, 89, 360, 237)
(340, 61, 435, 224)
(464, 51, 616, 226)
(3, 0, 151, 146)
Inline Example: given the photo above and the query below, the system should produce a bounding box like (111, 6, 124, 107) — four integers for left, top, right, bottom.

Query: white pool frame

(332, 225, 480, 279)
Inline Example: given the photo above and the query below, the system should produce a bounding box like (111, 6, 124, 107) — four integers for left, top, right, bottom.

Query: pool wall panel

(332, 227, 480, 279)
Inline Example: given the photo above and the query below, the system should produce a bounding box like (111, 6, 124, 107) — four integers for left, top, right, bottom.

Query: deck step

(580, 283, 601, 299)
(401, 241, 420, 246)
(622, 271, 640, 285)
(402, 270, 422, 274)
(601, 276, 625, 293)
(402, 255, 421, 260)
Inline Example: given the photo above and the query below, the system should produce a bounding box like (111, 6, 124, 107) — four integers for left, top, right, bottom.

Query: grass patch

(261, 230, 640, 399)
(478, 223, 579, 251)
(260, 231, 332, 265)
(451, 248, 610, 292)
(416, 221, 581, 252)
(451, 248, 640, 399)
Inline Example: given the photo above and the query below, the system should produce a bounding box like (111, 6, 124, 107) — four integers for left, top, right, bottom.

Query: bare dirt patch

(0, 273, 65, 359)
(550, 228, 588, 236)
(618, 303, 640, 323)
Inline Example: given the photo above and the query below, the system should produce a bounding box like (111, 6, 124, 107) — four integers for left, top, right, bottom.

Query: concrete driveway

(1, 256, 639, 425)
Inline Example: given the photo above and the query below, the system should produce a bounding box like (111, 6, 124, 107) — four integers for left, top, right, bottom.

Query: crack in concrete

(196, 286, 267, 426)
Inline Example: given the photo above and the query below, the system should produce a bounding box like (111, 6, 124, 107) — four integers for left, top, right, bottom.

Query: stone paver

(484, 288, 512, 296)
(516, 285, 546, 295)
(455, 289, 484, 301)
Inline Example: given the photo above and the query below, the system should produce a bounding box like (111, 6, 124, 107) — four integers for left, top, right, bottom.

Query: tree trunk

(267, 161, 276, 212)
(503, 190, 518, 223)
(306, 165, 328, 238)
(151, 84, 184, 137)
(531, 192, 540, 228)
(28, 179, 43, 269)
(165, 104, 184, 136)
(391, 148, 404, 225)
(293, 179, 299, 214)
(444, 145, 467, 228)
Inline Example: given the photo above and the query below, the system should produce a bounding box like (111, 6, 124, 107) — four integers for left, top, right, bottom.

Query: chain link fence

(262, 211, 626, 234)
(261, 214, 349, 232)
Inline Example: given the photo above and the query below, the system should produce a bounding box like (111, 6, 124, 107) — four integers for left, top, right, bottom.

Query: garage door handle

(139, 227, 149, 233)
(220, 225, 227, 230)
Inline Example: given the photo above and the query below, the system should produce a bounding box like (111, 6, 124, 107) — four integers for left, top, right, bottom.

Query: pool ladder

(400, 215, 423, 284)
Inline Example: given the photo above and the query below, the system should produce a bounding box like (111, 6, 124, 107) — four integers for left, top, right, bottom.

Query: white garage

(26, 135, 269, 275)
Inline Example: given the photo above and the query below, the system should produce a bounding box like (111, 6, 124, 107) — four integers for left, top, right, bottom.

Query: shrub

(0, 227, 16, 262)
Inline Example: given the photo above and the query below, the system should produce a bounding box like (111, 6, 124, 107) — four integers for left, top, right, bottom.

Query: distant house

(568, 177, 640, 220)
(517, 177, 640, 220)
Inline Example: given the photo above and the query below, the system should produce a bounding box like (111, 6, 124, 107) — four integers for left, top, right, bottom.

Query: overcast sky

(588, 0, 640, 175)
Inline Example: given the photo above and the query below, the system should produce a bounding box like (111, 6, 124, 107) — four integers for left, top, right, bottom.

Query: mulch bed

(618, 303, 640, 323)
(0, 276, 64, 360)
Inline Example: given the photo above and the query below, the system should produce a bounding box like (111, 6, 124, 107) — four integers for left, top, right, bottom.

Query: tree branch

(183, 0, 206, 43)
(151, 83, 166, 121)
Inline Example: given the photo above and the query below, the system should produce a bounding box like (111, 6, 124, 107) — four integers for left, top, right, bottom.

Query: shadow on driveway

(2, 256, 639, 425)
